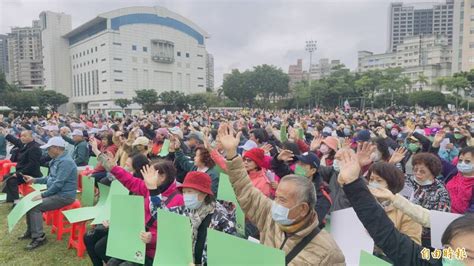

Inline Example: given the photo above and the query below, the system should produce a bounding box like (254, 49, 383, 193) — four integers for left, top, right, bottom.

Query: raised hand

(341, 137, 352, 149)
(432, 131, 446, 147)
(217, 123, 241, 159)
(277, 149, 294, 162)
(140, 231, 152, 244)
(141, 164, 164, 190)
(261, 143, 273, 154)
(356, 142, 376, 167)
(100, 151, 117, 172)
(389, 147, 407, 164)
(310, 136, 323, 152)
(337, 148, 361, 185)
(89, 138, 100, 156)
(369, 186, 395, 202)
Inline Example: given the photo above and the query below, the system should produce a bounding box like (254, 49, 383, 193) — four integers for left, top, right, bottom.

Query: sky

(0, 0, 447, 87)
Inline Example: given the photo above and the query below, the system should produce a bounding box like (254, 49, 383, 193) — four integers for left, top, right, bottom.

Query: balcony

(152, 55, 174, 64)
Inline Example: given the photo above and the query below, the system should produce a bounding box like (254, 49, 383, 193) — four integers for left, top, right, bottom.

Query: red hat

(243, 148, 266, 169)
(178, 171, 214, 196)
(322, 137, 339, 152)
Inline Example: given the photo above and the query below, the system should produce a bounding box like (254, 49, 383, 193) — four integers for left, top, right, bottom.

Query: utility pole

(305, 40, 317, 86)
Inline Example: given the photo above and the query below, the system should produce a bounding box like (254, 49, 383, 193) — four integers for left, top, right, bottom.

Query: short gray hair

(280, 174, 317, 209)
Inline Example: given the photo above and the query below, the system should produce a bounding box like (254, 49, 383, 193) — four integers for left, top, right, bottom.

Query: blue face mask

(271, 201, 296, 225)
(332, 160, 340, 172)
(184, 193, 202, 210)
(343, 128, 351, 136)
(457, 162, 474, 174)
(442, 258, 465, 266)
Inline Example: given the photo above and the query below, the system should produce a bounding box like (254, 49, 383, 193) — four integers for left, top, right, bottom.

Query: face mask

(295, 164, 308, 177)
(457, 162, 474, 174)
(319, 144, 330, 155)
(414, 129, 425, 135)
(124, 166, 133, 173)
(332, 160, 340, 172)
(368, 182, 382, 189)
(386, 124, 393, 129)
(271, 201, 295, 225)
(442, 258, 465, 266)
(370, 151, 382, 162)
(454, 133, 463, 140)
(343, 128, 351, 136)
(414, 176, 434, 186)
(390, 129, 399, 136)
(184, 193, 203, 210)
(407, 143, 419, 153)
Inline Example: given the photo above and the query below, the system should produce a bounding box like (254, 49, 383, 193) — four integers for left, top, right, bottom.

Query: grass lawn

(0, 200, 90, 266)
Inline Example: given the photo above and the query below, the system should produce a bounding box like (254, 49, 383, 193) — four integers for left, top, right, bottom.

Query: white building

(358, 34, 452, 91)
(42, 6, 210, 113)
(308, 58, 343, 80)
(206, 53, 214, 91)
(40, 11, 72, 111)
(0, 34, 8, 76)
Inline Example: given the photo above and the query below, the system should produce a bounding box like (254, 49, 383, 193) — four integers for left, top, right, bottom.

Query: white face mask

(184, 193, 203, 210)
(414, 176, 434, 186)
(271, 201, 296, 225)
(332, 160, 340, 172)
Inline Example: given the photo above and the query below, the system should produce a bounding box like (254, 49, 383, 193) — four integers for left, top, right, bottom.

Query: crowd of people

(0, 107, 473, 265)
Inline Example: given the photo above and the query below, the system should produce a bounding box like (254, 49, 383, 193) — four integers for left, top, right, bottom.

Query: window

(113, 42, 122, 46)
(114, 79, 123, 82)
(186, 53, 189, 58)
(87, 50, 89, 55)
(197, 67, 204, 70)
(115, 91, 124, 94)
(102, 79, 107, 82)
(470, 42, 474, 48)
(102, 70, 107, 73)
(113, 70, 123, 73)
(177, 51, 181, 56)
(101, 58, 106, 62)
(101, 43, 106, 46)
(197, 77, 204, 80)
(198, 85, 204, 87)
(197, 54, 204, 57)
(95, 47, 97, 52)
(132, 45, 137, 51)
(143, 47, 147, 52)
(113, 58, 122, 61)
(91, 48, 93, 53)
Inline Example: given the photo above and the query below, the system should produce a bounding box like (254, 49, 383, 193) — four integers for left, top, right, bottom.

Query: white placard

(330, 208, 374, 265)
(429, 210, 462, 249)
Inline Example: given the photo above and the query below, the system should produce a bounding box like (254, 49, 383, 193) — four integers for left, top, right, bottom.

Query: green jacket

(62, 136, 90, 167)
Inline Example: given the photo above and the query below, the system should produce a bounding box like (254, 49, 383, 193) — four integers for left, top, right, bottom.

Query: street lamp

(305, 40, 317, 86)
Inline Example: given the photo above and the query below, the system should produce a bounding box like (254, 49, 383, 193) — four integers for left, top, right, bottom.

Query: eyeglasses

(412, 168, 427, 175)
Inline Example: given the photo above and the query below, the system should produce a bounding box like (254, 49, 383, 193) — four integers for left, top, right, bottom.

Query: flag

(344, 99, 351, 112)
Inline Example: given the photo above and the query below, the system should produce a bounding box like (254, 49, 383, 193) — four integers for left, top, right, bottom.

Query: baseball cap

(355, 129, 371, 142)
(239, 140, 258, 151)
(133, 136, 150, 146)
(296, 152, 320, 168)
(40, 137, 67, 149)
(188, 132, 204, 143)
(71, 129, 84, 137)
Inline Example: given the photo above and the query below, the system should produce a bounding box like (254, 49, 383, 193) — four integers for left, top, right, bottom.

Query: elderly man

(1, 129, 42, 207)
(61, 129, 90, 166)
(22, 137, 77, 250)
(218, 124, 345, 265)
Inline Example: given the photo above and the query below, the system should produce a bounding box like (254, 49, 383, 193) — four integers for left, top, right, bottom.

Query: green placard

(91, 180, 128, 225)
(153, 210, 193, 266)
(88, 156, 98, 168)
(359, 250, 391, 266)
(0, 193, 6, 201)
(81, 175, 95, 207)
(7, 191, 42, 232)
(158, 139, 170, 157)
(106, 195, 145, 264)
(207, 229, 285, 266)
(40, 166, 49, 177)
(30, 184, 47, 191)
(217, 173, 245, 236)
(62, 207, 99, 223)
(96, 183, 110, 207)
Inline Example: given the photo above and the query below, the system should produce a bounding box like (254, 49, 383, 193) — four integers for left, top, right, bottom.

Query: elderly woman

(242, 148, 275, 198)
(406, 152, 451, 246)
(447, 146, 474, 214)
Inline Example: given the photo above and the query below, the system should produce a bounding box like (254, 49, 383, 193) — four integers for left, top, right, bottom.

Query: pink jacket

(110, 166, 184, 258)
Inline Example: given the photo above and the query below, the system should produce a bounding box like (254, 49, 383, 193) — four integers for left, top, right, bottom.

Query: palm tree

(400, 76, 412, 94)
(434, 77, 445, 92)
(416, 74, 429, 91)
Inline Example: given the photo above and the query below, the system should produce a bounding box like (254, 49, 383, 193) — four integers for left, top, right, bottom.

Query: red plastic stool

(67, 221, 87, 258)
(43, 211, 54, 226)
(51, 200, 81, 240)
(0, 159, 11, 181)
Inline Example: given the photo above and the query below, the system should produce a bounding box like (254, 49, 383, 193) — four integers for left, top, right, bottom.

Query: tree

(355, 70, 383, 108)
(159, 91, 188, 111)
(223, 69, 257, 107)
(133, 89, 159, 112)
(114, 98, 132, 111)
(0, 73, 19, 106)
(444, 76, 470, 107)
(6, 91, 39, 113)
(415, 74, 429, 91)
(36, 89, 69, 112)
(409, 91, 446, 107)
(434, 77, 446, 91)
(251, 64, 290, 106)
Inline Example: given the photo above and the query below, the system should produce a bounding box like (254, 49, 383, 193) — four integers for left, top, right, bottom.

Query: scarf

(189, 202, 215, 255)
(447, 172, 474, 213)
(278, 210, 315, 234)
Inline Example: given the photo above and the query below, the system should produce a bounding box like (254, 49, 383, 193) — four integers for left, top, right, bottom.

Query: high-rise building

(309, 58, 342, 80)
(206, 53, 214, 91)
(0, 34, 8, 76)
(41, 6, 210, 113)
(388, 1, 454, 52)
(288, 59, 304, 88)
(40, 11, 72, 110)
(358, 34, 452, 91)
(452, 0, 474, 73)
(7, 20, 43, 90)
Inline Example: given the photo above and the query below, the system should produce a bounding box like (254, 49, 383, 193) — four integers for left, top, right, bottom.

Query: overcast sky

(0, 0, 447, 87)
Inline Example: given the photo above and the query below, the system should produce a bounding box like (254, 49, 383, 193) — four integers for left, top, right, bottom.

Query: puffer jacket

(226, 156, 345, 266)
(110, 166, 184, 259)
